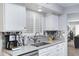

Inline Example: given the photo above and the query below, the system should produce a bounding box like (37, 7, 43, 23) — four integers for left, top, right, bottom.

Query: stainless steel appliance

(4, 32, 18, 50)
(4, 32, 25, 50)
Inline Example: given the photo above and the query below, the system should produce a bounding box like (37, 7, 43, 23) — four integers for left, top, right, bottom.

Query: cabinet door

(57, 42, 67, 56)
(45, 14, 58, 30)
(26, 10, 45, 34)
(26, 10, 34, 33)
(4, 4, 26, 31)
(39, 42, 66, 56)
(35, 13, 45, 33)
(39, 44, 58, 56)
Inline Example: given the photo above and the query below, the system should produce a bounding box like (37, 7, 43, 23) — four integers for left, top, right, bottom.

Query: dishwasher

(19, 50, 39, 56)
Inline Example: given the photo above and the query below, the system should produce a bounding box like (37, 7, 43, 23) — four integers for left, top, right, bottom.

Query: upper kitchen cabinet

(34, 12, 45, 33)
(45, 14, 59, 30)
(26, 10, 34, 33)
(26, 9, 45, 34)
(0, 4, 26, 32)
(25, 3, 63, 31)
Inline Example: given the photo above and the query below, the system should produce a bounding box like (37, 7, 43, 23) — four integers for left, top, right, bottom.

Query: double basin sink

(31, 42, 49, 47)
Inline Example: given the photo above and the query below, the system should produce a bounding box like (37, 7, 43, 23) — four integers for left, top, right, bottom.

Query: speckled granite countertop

(3, 39, 65, 56)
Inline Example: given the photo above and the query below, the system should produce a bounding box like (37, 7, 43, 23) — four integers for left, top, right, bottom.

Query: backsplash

(2, 31, 64, 49)
(44, 31, 64, 40)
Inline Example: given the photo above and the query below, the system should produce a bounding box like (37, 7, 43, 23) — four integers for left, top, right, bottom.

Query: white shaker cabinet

(26, 10, 45, 34)
(45, 14, 59, 30)
(26, 10, 34, 33)
(39, 42, 66, 56)
(0, 4, 26, 32)
(35, 13, 45, 33)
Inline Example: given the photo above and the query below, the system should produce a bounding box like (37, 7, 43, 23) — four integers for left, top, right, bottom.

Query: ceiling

(15, 3, 79, 8)
(17, 3, 61, 15)
(57, 3, 79, 8)
(15, 3, 79, 15)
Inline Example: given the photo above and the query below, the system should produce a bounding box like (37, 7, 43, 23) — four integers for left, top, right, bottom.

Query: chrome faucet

(33, 32, 40, 43)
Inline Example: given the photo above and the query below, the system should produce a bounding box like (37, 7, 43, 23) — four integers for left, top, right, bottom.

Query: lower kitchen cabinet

(2, 42, 66, 56)
(39, 42, 66, 56)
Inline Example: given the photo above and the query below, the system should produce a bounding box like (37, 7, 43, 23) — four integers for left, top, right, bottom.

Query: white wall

(75, 25, 79, 36)
(0, 3, 3, 56)
(0, 3, 3, 32)
(67, 13, 79, 25)
(65, 5, 79, 27)
(65, 5, 79, 36)
(65, 5, 79, 22)
(63, 5, 79, 26)
(68, 13, 79, 20)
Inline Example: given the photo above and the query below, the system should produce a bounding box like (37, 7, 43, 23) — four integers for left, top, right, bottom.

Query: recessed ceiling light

(38, 9, 42, 12)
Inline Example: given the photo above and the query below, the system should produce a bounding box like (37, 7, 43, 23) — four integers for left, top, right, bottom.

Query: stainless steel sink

(31, 42, 49, 47)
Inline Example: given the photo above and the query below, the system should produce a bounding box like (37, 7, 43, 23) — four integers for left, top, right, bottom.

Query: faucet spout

(32, 32, 40, 43)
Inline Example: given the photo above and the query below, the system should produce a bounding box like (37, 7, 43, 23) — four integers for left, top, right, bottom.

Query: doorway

(68, 14, 79, 56)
